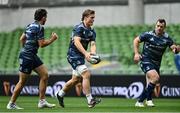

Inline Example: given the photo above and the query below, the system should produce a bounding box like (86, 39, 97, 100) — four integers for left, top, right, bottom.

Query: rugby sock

(58, 90, 65, 97)
(138, 82, 155, 102)
(138, 89, 147, 102)
(146, 82, 155, 101)
(86, 94, 93, 104)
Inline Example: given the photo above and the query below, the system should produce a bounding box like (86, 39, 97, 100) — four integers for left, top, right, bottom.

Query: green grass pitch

(0, 96, 180, 112)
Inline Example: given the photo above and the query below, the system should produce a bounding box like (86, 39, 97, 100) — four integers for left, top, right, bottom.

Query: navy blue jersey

(67, 22, 96, 59)
(139, 30, 174, 66)
(20, 21, 44, 56)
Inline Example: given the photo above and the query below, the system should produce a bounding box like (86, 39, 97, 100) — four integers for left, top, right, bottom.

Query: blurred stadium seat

(0, 25, 179, 75)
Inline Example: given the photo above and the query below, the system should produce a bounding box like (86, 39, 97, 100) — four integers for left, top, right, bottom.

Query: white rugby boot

(38, 100, 56, 108)
(135, 101, 145, 107)
(146, 100, 155, 107)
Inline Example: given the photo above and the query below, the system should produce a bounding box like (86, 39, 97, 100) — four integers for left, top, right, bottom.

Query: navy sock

(146, 83, 155, 101)
(138, 83, 155, 102)
(138, 89, 147, 102)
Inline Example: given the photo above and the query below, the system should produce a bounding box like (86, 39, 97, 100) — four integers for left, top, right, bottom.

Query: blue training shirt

(139, 30, 174, 66)
(67, 22, 96, 59)
(21, 21, 44, 55)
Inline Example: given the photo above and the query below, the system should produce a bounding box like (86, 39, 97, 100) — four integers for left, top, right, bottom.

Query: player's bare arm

(90, 41, 96, 54)
(74, 36, 91, 61)
(38, 32, 58, 48)
(19, 33, 26, 46)
(133, 36, 142, 63)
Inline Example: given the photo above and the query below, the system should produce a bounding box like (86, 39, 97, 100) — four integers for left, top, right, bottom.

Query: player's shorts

(67, 56, 88, 76)
(140, 61, 160, 74)
(19, 53, 43, 74)
(72, 65, 88, 76)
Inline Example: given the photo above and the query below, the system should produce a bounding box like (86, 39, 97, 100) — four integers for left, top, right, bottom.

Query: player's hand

(177, 45, 180, 53)
(51, 32, 58, 41)
(172, 45, 180, 54)
(85, 52, 91, 62)
(134, 53, 142, 64)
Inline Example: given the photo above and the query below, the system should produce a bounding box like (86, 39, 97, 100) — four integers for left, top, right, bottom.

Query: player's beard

(42, 21, 46, 25)
(155, 29, 163, 36)
(88, 21, 93, 27)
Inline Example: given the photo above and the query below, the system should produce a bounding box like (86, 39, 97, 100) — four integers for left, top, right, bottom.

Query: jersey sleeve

(90, 30, 96, 41)
(73, 27, 83, 38)
(167, 36, 174, 47)
(25, 24, 44, 40)
(139, 32, 149, 42)
(36, 26, 44, 40)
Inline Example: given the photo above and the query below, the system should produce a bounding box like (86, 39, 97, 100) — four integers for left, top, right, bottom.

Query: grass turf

(0, 96, 180, 112)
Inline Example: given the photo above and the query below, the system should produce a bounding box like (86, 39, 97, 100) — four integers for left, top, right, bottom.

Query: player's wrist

(134, 53, 139, 55)
(84, 51, 88, 56)
(90, 52, 96, 55)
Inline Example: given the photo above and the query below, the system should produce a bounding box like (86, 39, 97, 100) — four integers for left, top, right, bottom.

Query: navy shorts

(67, 56, 85, 70)
(19, 53, 43, 74)
(140, 61, 160, 74)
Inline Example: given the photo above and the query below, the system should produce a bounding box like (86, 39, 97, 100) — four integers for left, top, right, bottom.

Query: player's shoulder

(144, 30, 155, 36)
(27, 21, 42, 31)
(74, 22, 84, 29)
(140, 31, 155, 38)
(163, 32, 169, 38)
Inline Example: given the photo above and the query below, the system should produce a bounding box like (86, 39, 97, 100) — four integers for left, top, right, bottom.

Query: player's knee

(72, 77, 80, 84)
(154, 76, 160, 84)
(40, 72, 49, 81)
(18, 78, 28, 86)
(150, 75, 159, 84)
(18, 80, 26, 86)
(82, 70, 91, 79)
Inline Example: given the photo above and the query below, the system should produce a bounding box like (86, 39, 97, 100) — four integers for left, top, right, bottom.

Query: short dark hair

(34, 9, 47, 21)
(81, 9, 95, 21)
(156, 19, 166, 27)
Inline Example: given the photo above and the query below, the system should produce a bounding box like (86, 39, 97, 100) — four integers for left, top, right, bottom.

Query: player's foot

(88, 97, 101, 108)
(7, 102, 24, 109)
(135, 101, 144, 107)
(38, 100, 56, 108)
(56, 94, 64, 108)
(146, 100, 155, 107)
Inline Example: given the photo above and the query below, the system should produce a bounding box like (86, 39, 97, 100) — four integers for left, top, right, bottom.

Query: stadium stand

(0, 25, 179, 75)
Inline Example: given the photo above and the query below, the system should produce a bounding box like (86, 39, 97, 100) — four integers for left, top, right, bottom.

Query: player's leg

(62, 75, 81, 92)
(78, 66, 101, 108)
(7, 55, 32, 110)
(34, 64, 56, 108)
(146, 74, 153, 101)
(56, 57, 84, 107)
(154, 83, 160, 97)
(145, 70, 159, 107)
(34, 64, 48, 100)
(75, 79, 83, 96)
(7, 72, 29, 109)
(136, 63, 158, 107)
(136, 70, 158, 107)
(57, 71, 81, 108)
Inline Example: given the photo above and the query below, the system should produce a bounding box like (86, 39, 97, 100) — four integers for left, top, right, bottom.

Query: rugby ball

(89, 54, 101, 64)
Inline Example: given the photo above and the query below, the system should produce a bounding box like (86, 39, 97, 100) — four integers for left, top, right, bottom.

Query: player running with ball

(56, 9, 101, 108)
